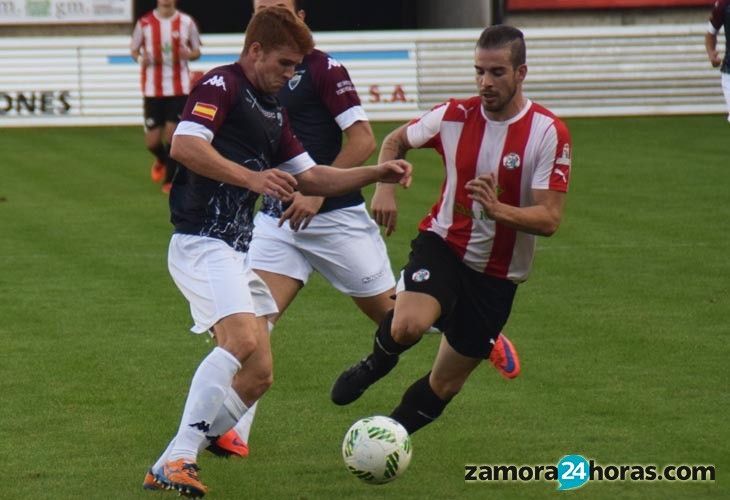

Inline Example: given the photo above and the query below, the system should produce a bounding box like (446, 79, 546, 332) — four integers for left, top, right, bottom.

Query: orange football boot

(150, 160, 165, 183)
(156, 459, 207, 498)
(489, 333, 521, 379)
(207, 429, 249, 458)
(142, 469, 165, 491)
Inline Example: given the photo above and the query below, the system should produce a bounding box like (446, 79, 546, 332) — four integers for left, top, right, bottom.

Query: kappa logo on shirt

(327, 57, 342, 70)
(203, 75, 227, 91)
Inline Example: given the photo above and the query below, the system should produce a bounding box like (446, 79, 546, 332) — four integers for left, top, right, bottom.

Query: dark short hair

(477, 25, 526, 68)
(243, 5, 314, 55)
(251, 0, 304, 12)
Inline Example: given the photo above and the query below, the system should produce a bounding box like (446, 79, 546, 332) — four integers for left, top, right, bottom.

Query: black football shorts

(143, 95, 188, 130)
(400, 231, 517, 358)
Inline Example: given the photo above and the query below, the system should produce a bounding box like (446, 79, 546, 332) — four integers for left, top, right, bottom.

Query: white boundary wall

(0, 24, 725, 127)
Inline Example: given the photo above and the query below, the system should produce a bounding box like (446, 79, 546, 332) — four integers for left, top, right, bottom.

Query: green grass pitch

(0, 116, 727, 499)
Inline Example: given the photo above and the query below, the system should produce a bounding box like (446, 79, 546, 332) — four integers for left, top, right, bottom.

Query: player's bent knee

(220, 335, 259, 362)
(429, 375, 465, 400)
(391, 317, 430, 344)
(233, 367, 273, 402)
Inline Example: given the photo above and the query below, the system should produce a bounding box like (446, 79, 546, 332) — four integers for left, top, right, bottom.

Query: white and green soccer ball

(341, 416, 413, 484)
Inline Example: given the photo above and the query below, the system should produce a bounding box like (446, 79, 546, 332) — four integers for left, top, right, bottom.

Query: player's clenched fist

(248, 169, 298, 199)
(376, 159, 412, 188)
(466, 173, 500, 216)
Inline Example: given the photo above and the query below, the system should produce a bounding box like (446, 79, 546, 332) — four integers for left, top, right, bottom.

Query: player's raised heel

(206, 429, 249, 458)
(488, 333, 521, 379)
(155, 459, 207, 498)
(331, 353, 397, 406)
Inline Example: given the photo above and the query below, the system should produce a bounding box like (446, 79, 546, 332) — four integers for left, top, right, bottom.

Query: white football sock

(152, 387, 248, 470)
(152, 439, 176, 472)
(230, 320, 272, 443)
(209, 386, 249, 437)
(233, 400, 258, 442)
(167, 347, 241, 462)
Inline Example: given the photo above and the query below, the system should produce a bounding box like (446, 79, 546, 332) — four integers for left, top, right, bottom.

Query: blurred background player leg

(160, 95, 189, 193)
(142, 97, 167, 184)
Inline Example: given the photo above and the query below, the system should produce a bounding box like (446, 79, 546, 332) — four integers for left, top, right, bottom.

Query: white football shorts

(168, 234, 278, 334)
(722, 73, 730, 123)
(248, 203, 396, 297)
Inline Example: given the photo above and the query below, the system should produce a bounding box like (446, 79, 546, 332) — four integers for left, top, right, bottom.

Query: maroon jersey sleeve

(179, 68, 239, 135)
(310, 52, 364, 123)
(710, 0, 729, 31)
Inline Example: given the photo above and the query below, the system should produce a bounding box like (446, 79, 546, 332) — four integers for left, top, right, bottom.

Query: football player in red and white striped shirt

(331, 25, 572, 435)
(130, 0, 201, 192)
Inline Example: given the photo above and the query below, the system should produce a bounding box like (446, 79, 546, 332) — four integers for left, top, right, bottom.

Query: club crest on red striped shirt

(502, 152, 521, 170)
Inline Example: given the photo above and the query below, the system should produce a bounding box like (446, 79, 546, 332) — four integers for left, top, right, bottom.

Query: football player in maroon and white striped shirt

(130, 0, 201, 192)
(332, 25, 572, 435)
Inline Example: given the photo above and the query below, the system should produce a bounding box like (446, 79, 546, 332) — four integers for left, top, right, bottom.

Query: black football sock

(389, 372, 451, 434)
(371, 309, 421, 371)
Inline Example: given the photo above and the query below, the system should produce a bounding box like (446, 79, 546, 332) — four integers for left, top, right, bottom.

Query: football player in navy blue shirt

(143, 7, 411, 496)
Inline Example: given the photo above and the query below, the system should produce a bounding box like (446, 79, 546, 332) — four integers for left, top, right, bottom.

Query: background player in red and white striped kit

(331, 25, 572, 434)
(130, 0, 201, 193)
(706, 0, 730, 123)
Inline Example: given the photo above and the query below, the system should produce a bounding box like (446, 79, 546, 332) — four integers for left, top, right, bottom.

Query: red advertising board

(508, 0, 712, 10)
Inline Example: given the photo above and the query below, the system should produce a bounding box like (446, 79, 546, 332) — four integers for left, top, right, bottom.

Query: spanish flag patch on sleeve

(191, 102, 218, 121)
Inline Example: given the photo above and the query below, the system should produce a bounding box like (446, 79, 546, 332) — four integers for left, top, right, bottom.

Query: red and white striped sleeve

(130, 19, 144, 52)
(406, 102, 448, 149)
(532, 117, 572, 193)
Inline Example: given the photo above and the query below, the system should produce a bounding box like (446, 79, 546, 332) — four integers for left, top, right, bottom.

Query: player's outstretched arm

(296, 159, 412, 197)
(371, 124, 412, 235)
(171, 135, 297, 199)
(280, 121, 377, 231)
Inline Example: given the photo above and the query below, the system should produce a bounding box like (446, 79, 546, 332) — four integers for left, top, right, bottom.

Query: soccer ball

(341, 416, 412, 484)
